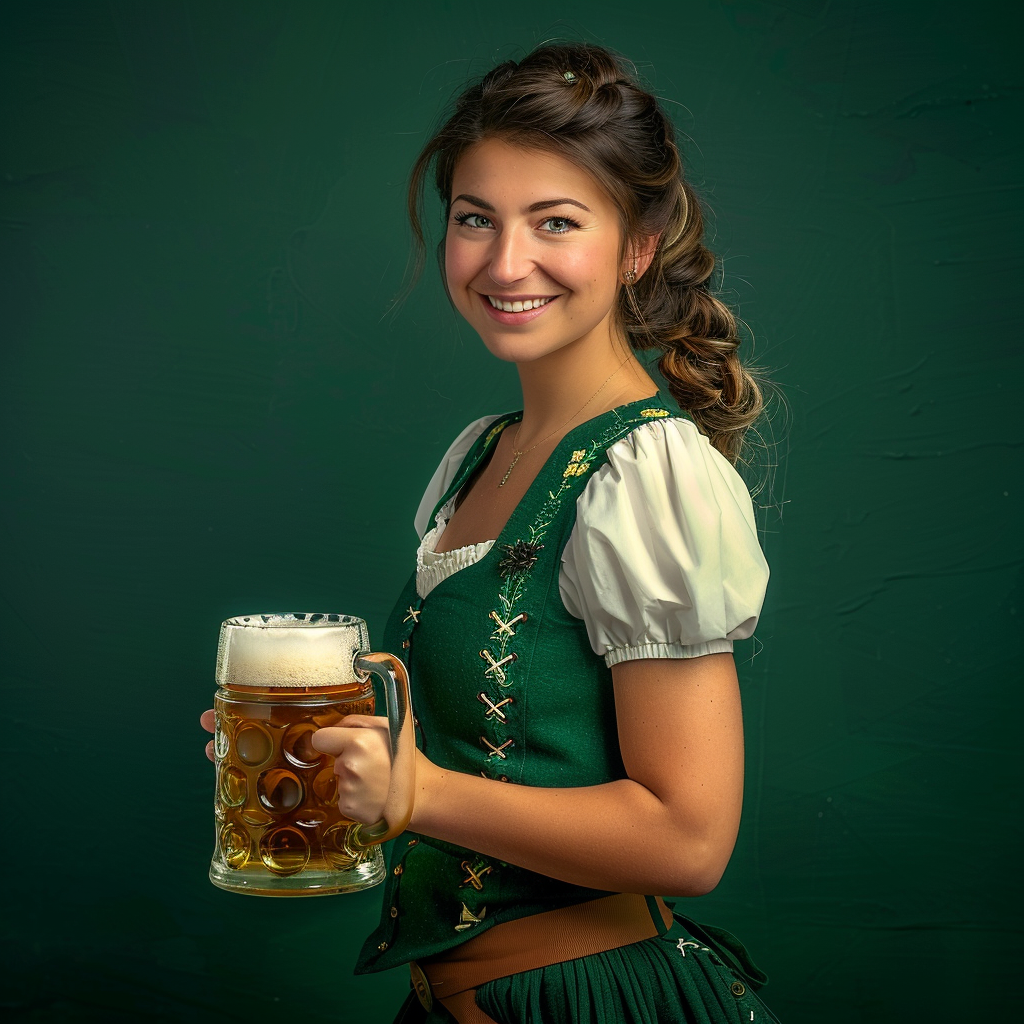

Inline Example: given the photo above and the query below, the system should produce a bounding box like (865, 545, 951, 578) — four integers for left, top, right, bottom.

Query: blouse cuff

(603, 638, 735, 668)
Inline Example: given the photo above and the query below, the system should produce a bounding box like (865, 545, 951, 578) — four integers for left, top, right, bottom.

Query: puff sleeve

(412, 415, 503, 540)
(559, 417, 769, 667)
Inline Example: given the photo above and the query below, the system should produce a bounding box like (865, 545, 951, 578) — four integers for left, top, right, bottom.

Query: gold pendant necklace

(497, 355, 631, 488)
(499, 451, 523, 488)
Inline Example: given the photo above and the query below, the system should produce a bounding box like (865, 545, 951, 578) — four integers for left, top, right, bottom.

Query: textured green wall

(3, 2, 1020, 1021)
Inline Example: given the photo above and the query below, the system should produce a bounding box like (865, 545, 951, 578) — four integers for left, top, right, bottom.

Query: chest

(433, 428, 561, 553)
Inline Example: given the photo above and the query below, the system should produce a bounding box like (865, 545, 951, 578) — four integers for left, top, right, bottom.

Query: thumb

(309, 716, 386, 755)
(310, 725, 354, 756)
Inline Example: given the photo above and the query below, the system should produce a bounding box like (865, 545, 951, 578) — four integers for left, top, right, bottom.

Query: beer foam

(216, 613, 371, 688)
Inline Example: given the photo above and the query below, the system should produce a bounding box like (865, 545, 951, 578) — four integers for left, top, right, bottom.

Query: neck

(513, 328, 658, 449)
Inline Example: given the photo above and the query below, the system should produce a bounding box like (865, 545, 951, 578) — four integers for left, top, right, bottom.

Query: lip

(478, 292, 560, 326)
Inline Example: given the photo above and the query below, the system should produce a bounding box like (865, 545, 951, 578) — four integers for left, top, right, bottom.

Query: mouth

(479, 292, 560, 325)
(486, 294, 555, 312)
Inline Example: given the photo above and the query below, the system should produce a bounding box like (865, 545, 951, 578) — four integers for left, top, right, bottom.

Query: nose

(486, 222, 537, 287)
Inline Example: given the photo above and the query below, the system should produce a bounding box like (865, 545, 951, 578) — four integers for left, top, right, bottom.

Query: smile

(487, 295, 554, 312)
(479, 292, 560, 325)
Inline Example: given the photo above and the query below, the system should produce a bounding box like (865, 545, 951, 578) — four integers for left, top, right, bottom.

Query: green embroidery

(489, 412, 668, 681)
(478, 409, 671, 773)
(483, 412, 520, 450)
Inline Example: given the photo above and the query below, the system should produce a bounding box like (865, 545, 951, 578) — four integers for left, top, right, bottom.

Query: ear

(622, 233, 663, 284)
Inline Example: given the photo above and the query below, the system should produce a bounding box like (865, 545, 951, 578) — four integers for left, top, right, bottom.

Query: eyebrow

(452, 193, 593, 214)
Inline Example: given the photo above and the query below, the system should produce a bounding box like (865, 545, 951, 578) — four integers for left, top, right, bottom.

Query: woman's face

(445, 137, 628, 365)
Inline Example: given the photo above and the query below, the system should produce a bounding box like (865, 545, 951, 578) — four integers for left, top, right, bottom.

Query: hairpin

(562, 71, 577, 82)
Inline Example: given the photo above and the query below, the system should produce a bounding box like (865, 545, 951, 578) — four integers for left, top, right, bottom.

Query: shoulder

(560, 415, 769, 665)
(586, 415, 757, 527)
(442, 413, 509, 458)
(412, 414, 509, 539)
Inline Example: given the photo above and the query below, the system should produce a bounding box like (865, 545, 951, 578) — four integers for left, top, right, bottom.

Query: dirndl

(391, 911, 780, 1024)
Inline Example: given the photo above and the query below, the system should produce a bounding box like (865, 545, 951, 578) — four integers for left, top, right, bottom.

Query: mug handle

(346, 651, 416, 849)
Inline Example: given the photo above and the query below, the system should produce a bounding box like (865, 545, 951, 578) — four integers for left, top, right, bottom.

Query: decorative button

(394, 865, 403, 876)
(402, 639, 410, 649)
(378, 941, 389, 952)
(390, 906, 398, 918)
(730, 981, 746, 997)
(407, 838, 419, 847)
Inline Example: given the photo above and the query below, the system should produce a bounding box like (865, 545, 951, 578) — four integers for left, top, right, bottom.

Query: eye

(542, 216, 582, 234)
(453, 211, 493, 229)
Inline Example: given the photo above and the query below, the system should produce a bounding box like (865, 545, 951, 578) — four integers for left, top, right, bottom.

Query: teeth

(487, 296, 553, 312)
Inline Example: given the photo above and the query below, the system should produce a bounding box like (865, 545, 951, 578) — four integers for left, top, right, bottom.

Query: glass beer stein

(209, 613, 414, 896)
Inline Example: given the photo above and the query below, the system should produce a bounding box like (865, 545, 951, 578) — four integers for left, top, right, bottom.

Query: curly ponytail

(401, 41, 767, 464)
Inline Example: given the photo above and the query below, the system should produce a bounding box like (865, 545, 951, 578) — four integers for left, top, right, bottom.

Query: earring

(624, 259, 637, 284)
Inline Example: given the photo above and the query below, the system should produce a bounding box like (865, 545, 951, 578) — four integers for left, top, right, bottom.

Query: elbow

(672, 862, 726, 898)
(657, 832, 734, 897)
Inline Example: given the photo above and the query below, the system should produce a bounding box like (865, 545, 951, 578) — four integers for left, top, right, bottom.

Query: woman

(207, 40, 778, 1024)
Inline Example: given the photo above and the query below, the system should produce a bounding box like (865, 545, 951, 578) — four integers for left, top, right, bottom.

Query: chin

(476, 331, 571, 365)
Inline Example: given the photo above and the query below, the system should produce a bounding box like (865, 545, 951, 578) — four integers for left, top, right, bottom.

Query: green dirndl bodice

(355, 392, 778, 1022)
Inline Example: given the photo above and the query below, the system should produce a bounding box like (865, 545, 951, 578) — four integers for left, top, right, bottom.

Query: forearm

(409, 756, 733, 896)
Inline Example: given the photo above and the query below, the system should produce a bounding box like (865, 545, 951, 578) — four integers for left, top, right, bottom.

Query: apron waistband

(409, 892, 673, 1016)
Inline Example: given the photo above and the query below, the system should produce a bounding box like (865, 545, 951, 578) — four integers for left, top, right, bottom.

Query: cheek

(559, 245, 618, 291)
(444, 235, 476, 287)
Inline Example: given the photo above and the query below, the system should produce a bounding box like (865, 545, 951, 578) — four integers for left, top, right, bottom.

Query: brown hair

(400, 41, 765, 464)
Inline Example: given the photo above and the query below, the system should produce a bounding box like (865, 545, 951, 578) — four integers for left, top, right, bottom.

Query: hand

(311, 715, 393, 825)
(200, 709, 215, 761)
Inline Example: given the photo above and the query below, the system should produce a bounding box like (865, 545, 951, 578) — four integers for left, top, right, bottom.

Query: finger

(206, 739, 215, 762)
(310, 717, 389, 755)
(200, 709, 215, 733)
(336, 714, 390, 730)
(310, 725, 362, 756)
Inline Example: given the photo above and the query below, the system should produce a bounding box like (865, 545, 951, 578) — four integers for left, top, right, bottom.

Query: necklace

(498, 355, 632, 487)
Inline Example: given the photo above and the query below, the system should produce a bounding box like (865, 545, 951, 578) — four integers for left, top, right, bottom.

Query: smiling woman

(315, 40, 777, 1024)
(444, 142, 630, 362)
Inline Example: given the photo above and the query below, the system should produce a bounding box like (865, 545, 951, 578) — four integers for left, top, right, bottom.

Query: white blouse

(412, 414, 769, 668)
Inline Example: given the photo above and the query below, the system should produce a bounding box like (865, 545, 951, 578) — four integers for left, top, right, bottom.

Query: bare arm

(313, 651, 745, 896)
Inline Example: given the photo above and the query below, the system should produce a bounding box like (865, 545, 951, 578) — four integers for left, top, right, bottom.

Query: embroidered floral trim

(477, 408, 673, 782)
(483, 416, 515, 448)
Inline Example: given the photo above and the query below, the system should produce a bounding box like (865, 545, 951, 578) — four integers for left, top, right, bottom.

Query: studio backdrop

(2, 2, 1020, 1022)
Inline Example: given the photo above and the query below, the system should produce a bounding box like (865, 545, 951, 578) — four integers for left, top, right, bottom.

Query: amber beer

(209, 613, 414, 896)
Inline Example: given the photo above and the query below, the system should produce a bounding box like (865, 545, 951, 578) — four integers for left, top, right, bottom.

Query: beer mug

(209, 613, 414, 896)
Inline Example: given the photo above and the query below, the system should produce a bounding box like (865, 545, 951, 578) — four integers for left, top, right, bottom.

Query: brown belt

(409, 893, 674, 1023)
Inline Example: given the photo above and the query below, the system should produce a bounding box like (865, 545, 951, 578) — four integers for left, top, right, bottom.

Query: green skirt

(393, 912, 780, 1024)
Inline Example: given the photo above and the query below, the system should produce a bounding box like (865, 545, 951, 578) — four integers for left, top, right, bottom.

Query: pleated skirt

(393, 913, 781, 1024)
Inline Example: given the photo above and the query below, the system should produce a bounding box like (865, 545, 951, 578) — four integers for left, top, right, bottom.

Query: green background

(2, 1, 1020, 1021)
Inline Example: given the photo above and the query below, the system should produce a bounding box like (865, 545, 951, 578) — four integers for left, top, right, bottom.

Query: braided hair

(401, 41, 765, 464)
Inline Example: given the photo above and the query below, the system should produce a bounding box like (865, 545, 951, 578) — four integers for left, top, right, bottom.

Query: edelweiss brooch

(497, 540, 544, 578)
